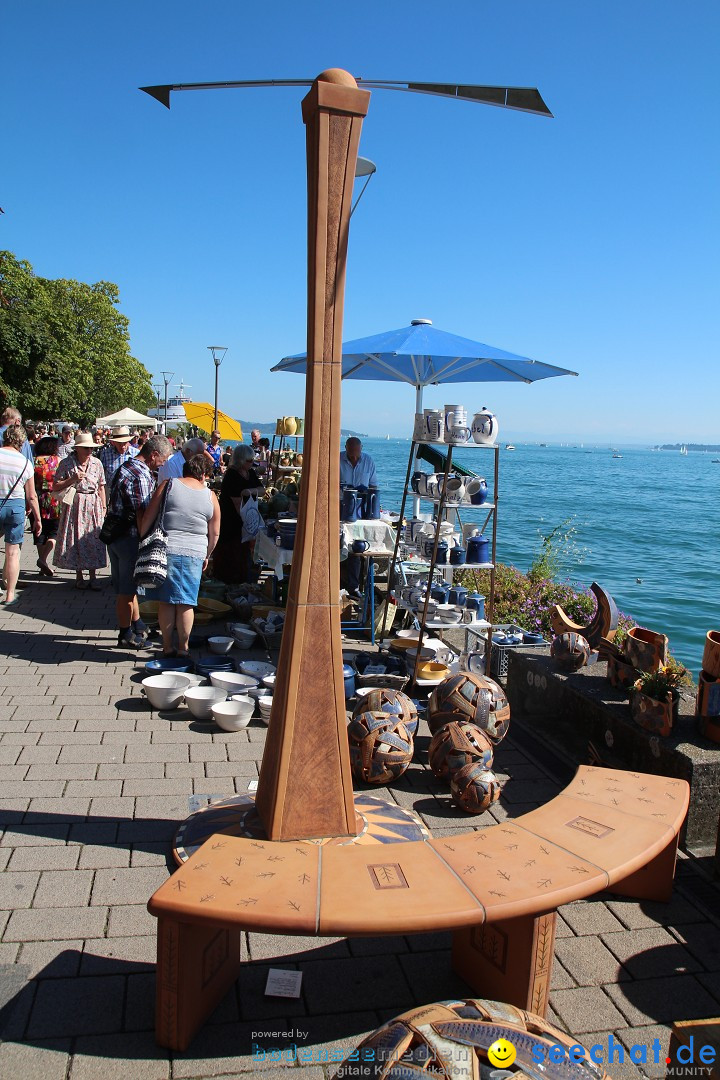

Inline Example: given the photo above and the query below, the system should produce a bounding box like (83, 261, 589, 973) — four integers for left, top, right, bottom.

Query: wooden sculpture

(254, 71, 369, 841)
(551, 580, 618, 648)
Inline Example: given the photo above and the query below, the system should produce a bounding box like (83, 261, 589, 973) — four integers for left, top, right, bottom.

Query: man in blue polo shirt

(339, 438, 378, 600)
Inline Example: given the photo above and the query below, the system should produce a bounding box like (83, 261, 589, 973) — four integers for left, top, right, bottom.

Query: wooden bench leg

(155, 917, 242, 1051)
(452, 911, 557, 1017)
(610, 834, 679, 903)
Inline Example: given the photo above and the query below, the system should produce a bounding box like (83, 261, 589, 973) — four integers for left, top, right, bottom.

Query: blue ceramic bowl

(145, 658, 191, 674)
(523, 632, 546, 644)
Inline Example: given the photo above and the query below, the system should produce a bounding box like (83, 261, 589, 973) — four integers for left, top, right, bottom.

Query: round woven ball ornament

(551, 632, 591, 671)
(347, 711, 414, 784)
(449, 764, 503, 814)
(428, 721, 494, 780)
(332, 996, 610, 1080)
(429, 672, 510, 744)
(352, 688, 418, 736)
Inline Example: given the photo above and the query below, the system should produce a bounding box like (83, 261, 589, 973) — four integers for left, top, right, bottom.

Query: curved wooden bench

(148, 765, 689, 1050)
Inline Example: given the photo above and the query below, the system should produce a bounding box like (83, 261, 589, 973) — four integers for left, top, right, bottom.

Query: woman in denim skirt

(141, 454, 220, 657)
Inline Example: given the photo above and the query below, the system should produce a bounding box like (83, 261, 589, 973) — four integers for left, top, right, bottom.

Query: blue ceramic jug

(466, 592, 486, 620)
(341, 488, 360, 522)
(466, 534, 489, 565)
(362, 488, 379, 519)
(448, 585, 468, 606)
(435, 540, 449, 565)
(431, 582, 450, 604)
(449, 545, 466, 565)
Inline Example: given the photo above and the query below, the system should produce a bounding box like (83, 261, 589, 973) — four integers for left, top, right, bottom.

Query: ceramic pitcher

(294, 418, 304, 436)
(471, 407, 498, 445)
(282, 416, 297, 436)
(444, 405, 467, 436)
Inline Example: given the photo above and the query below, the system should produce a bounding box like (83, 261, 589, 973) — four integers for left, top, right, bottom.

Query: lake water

(362, 437, 719, 677)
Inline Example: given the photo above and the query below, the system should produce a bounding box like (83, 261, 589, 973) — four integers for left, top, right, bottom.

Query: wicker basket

(355, 672, 410, 692)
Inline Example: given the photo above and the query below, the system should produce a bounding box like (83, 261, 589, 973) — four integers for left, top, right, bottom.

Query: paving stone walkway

(1, 539, 719, 1079)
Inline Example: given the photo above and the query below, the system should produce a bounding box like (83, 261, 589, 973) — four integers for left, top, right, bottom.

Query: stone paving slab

(2, 547, 720, 1078)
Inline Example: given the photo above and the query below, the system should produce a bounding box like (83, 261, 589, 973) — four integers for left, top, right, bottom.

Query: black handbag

(134, 481, 171, 589)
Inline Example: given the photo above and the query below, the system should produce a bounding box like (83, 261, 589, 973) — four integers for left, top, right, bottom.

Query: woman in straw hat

(52, 433, 107, 588)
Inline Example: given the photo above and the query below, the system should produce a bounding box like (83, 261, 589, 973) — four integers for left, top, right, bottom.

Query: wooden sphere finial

(317, 68, 357, 87)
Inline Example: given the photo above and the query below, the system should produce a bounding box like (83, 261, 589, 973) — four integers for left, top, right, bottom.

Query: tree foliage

(0, 251, 154, 424)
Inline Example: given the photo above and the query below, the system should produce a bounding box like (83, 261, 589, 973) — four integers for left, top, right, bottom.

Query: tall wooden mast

(255, 70, 370, 841)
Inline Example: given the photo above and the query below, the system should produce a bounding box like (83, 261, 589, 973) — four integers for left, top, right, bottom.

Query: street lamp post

(207, 346, 228, 431)
(160, 371, 174, 434)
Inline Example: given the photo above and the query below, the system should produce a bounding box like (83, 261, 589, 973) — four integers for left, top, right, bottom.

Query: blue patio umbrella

(272, 318, 578, 413)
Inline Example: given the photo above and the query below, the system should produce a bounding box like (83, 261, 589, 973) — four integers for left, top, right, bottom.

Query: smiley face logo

(487, 1038, 517, 1068)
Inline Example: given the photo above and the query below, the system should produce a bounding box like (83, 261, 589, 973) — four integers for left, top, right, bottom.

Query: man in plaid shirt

(98, 425, 138, 485)
(107, 434, 172, 648)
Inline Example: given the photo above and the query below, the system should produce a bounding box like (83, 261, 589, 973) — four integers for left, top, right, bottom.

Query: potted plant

(631, 661, 688, 737)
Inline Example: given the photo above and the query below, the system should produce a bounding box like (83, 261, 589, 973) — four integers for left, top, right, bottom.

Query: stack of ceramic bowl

(436, 604, 462, 625)
(144, 657, 192, 675)
(256, 693, 273, 724)
(194, 654, 235, 680)
(277, 519, 298, 549)
(209, 671, 258, 695)
(226, 622, 257, 649)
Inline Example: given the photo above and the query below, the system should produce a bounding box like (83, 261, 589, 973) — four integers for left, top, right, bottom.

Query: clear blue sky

(2, 1, 718, 442)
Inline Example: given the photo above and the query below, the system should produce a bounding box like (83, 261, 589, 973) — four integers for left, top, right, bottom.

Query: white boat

(504, 444, 516, 451)
(148, 380, 193, 423)
(680, 444, 688, 455)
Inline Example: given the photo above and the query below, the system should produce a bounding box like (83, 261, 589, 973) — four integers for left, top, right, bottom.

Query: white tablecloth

(341, 519, 396, 555)
(254, 519, 396, 579)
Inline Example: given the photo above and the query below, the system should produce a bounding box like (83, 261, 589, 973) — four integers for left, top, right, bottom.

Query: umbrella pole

(255, 72, 370, 841)
(412, 384, 423, 518)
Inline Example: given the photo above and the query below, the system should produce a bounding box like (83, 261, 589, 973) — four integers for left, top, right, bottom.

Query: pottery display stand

(145, 69, 690, 1054)
(378, 437, 499, 683)
(148, 764, 689, 1050)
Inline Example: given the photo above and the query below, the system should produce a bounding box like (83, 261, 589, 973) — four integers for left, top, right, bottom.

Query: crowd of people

(1, 405, 379, 644)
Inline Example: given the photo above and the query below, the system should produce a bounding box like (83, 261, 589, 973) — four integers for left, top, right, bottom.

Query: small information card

(265, 968, 303, 999)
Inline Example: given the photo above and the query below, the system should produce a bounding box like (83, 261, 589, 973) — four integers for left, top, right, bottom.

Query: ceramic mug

(413, 413, 426, 441)
(443, 477, 465, 504)
(424, 410, 444, 442)
(352, 539, 370, 553)
(447, 425, 472, 446)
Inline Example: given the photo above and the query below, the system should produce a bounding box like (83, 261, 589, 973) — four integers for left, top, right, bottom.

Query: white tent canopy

(95, 407, 159, 429)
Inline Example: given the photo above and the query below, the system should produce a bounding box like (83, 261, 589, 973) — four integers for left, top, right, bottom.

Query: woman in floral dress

(52, 433, 107, 588)
(33, 435, 62, 577)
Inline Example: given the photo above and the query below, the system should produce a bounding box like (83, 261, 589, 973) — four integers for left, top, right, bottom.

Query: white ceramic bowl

(184, 686, 228, 720)
(209, 671, 258, 694)
(261, 674, 276, 690)
(142, 674, 192, 711)
(238, 660, 276, 680)
(207, 636, 235, 655)
(180, 673, 207, 688)
(227, 623, 257, 649)
(211, 698, 254, 731)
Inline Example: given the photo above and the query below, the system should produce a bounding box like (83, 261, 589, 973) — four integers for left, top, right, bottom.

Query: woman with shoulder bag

(52, 432, 107, 589)
(0, 425, 42, 605)
(140, 454, 220, 658)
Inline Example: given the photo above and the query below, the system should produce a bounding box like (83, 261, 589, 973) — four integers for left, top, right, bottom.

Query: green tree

(0, 251, 154, 424)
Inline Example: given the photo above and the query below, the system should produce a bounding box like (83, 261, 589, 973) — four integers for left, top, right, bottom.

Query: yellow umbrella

(183, 402, 243, 442)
